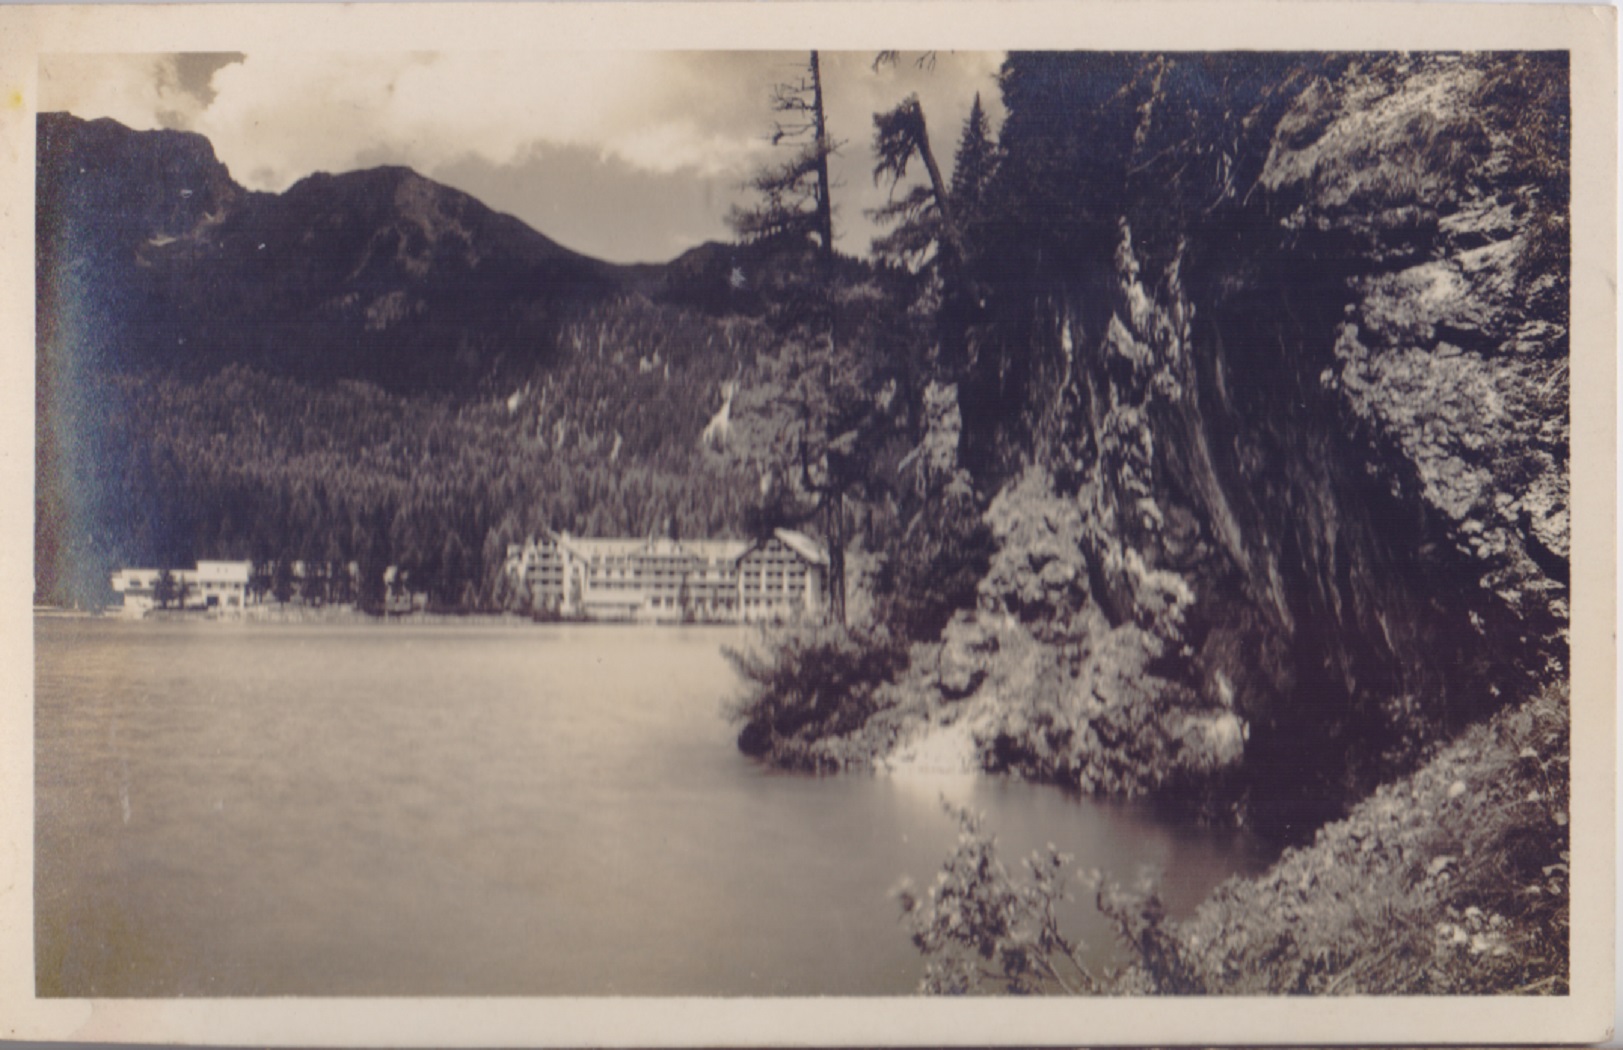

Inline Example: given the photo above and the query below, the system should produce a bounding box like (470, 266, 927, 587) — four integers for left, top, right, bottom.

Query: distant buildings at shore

(504, 529, 828, 623)
(110, 561, 252, 616)
(108, 559, 424, 618)
(106, 530, 829, 624)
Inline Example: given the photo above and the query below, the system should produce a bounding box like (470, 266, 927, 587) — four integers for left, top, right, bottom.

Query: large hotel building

(504, 529, 828, 623)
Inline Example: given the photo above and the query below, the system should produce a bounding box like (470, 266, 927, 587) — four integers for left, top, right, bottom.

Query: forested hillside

(35, 114, 786, 608)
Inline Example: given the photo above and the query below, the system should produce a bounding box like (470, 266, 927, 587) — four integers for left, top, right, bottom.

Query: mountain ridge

(37, 111, 732, 390)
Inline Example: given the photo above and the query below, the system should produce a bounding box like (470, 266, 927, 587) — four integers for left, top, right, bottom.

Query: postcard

(0, 1, 1614, 1045)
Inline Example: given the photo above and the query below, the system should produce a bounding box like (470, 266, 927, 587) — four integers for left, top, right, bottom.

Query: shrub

(898, 681, 1570, 996)
(978, 466, 1089, 630)
(876, 486, 994, 642)
(893, 803, 1099, 994)
(894, 801, 1196, 995)
(980, 611, 1225, 798)
(724, 622, 909, 770)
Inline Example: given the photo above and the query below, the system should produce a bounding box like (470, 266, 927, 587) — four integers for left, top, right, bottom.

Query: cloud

(40, 54, 201, 130)
(39, 49, 1005, 262)
(187, 51, 784, 192)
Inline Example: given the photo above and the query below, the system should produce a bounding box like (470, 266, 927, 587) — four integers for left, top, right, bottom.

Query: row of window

(521, 568, 806, 586)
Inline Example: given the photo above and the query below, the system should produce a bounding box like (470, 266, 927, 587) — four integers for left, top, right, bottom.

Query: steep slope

(722, 54, 1574, 837)
(950, 53, 1570, 832)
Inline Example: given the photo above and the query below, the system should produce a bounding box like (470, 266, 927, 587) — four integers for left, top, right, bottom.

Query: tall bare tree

(729, 51, 867, 624)
(728, 51, 839, 263)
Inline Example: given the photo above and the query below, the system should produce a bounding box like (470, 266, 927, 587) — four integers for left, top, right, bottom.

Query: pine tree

(154, 568, 177, 610)
(870, 89, 1003, 493)
(728, 50, 866, 624)
(951, 93, 998, 232)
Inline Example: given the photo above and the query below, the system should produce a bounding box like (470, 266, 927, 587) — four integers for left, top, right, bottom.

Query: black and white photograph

(1, 1, 1615, 1045)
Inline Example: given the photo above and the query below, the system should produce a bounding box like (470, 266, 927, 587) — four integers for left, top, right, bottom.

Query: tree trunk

(912, 109, 965, 270)
(809, 51, 836, 264)
(824, 493, 848, 625)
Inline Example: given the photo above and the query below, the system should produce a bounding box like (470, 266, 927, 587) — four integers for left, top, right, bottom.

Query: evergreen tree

(272, 557, 295, 605)
(729, 50, 867, 624)
(950, 93, 998, 233)
(154, 568, 176, 610)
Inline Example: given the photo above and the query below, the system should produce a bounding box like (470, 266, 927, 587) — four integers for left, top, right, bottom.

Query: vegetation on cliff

(718, 52, 1572, 997)
(731, 51, 1570, 841)
(896, 681, 1570, 995)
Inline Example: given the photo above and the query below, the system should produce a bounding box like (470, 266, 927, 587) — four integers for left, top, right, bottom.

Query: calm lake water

(36, 618, 1274, 996)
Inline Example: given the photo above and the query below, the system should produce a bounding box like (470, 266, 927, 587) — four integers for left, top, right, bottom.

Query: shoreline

(35, 606, 762, 629)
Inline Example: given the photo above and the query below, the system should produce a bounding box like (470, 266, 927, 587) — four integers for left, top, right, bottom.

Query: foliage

(978, 466, 1089, 628)
(1160, 679, 1572, 995)
(874, 483, 993, 641)
(1470, 53, 1568, 282)
(41, 292, 766, 610)
(727, 51, 885, 625)
(972, 597, 1252, 804)
(950, 93, 999, 236)
(899, 682, 1570, 996)
(727, 51, 838, 258)
(951, 52, 1331, 476)
(152, 568, 176, 610)
(869, 95, 963, 272)
(723, 622, 909, 771)
(894, 803, 1097, 994)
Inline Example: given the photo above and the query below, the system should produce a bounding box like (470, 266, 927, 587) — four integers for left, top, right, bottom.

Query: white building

(110, 560, 252, 617)
(504, 529, 828, 623)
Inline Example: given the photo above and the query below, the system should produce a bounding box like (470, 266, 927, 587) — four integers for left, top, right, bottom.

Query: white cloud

(40, 54, 209, 130)
(187, 51, 785, 191)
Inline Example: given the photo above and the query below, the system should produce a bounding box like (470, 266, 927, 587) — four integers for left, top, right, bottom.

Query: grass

(1155, 679, 1569, 995)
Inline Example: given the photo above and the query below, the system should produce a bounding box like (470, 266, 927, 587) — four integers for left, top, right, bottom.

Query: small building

(504, 529, 828, 624)
(110, 560, 252, 617)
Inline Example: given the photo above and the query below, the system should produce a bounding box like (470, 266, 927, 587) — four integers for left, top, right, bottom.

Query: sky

(39, 50, 1005, 264)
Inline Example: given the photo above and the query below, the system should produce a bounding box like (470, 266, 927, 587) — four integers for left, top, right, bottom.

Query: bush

(876, 486, 994, 642)
(978, 466, 1089, 631)
(894, 801, 1197, 995)
(980, 609, 1231, 799)
(898, 682, 1570, 996)
(893, 803, 1099, 995)
(724, 622, 909, 771)
(1165, 679, 1571, 995)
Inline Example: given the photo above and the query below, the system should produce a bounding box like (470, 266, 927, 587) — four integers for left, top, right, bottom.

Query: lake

(35, 618, 1274, 996)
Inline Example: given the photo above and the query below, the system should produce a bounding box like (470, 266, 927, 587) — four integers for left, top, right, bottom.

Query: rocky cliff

(923, 53, 1571, 833)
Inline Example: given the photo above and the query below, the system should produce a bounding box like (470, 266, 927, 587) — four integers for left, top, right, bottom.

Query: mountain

(37, 112, 651, 390)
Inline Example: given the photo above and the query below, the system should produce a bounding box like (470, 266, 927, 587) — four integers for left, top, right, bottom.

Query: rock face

(1271, 56, 1570, 665)
(963, 53, 1569, 832)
